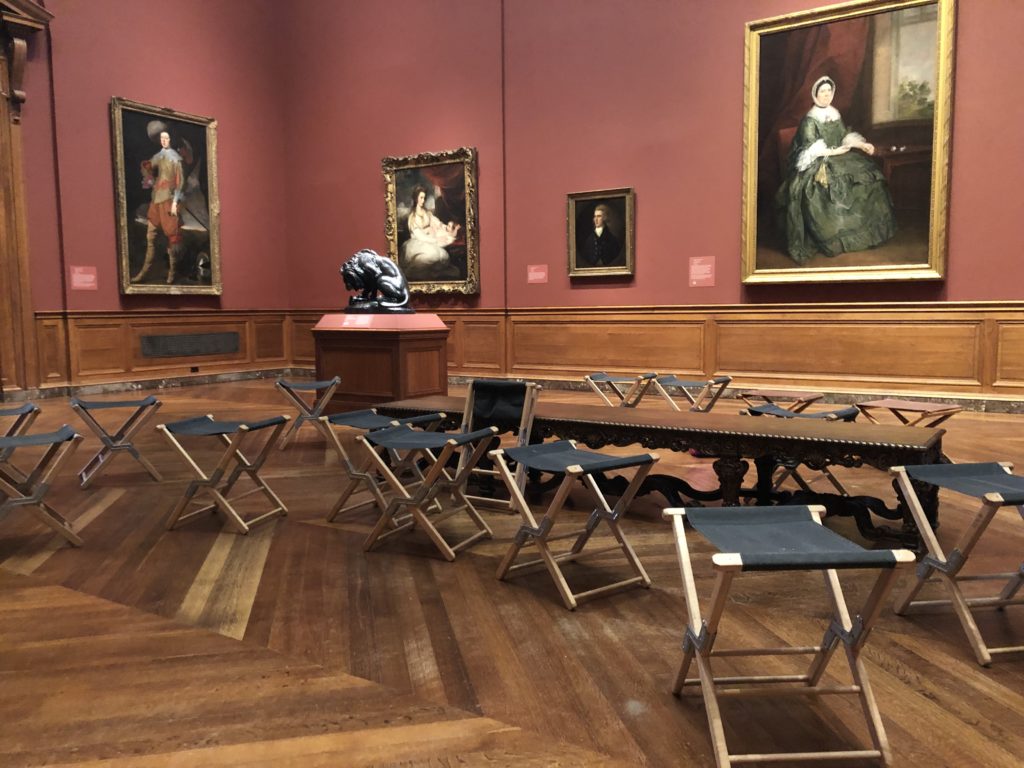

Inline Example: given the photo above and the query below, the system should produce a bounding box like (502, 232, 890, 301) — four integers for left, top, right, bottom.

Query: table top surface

(380, 396, 943, 452)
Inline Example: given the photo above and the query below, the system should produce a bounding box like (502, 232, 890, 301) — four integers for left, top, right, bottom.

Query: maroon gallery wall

(26, 0, 291, 311)
(279, 0, 505, 310)
(19, 0, 1024, 313)
(503, 0, 1024, 307)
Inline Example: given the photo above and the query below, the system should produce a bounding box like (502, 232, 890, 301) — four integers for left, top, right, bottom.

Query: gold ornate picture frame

(567, 188, 635, 278)
(382, 146, 479, 295)
(111, 97, 221, 295)
(741, 0, 956, 284)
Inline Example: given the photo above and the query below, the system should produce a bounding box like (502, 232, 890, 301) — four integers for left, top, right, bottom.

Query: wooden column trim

(0, 1, 52, 395)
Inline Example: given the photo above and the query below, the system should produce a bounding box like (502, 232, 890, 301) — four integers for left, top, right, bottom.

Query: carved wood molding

(1, 0, 52, 121)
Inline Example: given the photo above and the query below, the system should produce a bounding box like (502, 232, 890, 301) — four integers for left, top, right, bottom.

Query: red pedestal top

(313, 313, 447, 331)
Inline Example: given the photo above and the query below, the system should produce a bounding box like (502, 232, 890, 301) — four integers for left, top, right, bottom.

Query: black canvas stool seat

(358, 421, 499, 561)
(458, 379, 541, 513)
(158, 414, 289, 534)
(275, 376, 340, 447)
(0, 425, 84, 546)
(0, 402, 41, 482)
(491, 439, 658, 610)
(585, 371, 659, 408)
(745, 403, 860, 496)
(69, 396, 163, 488)
(891, 461, 1024, 665)
(322, 408, 445, 523)
(653, 375, 732, 413)
(665, 504, 914, 767)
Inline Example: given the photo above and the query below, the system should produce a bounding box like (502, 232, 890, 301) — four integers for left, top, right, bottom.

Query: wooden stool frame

(0, 426, 84, 546)
(492, 440, 658, 610)
(275, 377, 341, 448)
(653, 375, 732, 413)
(892, 462, 1024, 665)
(69, 397, 163, 488)
(665, 505, 914, 767)
(857, 398, 961, 429)
(321, 409, 445, 523)
(159, 415, 290, 535)
(359, 425, 499, 561)
(0, 403, 40, 482)
(585, 372, 659, 408)
(739, 389, 824, 413)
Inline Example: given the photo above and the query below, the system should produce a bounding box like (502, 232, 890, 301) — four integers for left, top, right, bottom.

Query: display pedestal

(312, 313, 449, 412)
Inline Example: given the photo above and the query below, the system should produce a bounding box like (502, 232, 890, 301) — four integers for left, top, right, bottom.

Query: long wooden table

(378, 396, 945, 540)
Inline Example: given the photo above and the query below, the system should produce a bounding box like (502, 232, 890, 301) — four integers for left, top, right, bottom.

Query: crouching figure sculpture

(341, 249, 413, 314)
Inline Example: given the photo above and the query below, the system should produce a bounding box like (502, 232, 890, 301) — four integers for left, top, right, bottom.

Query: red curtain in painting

(758, 16, 872, 200)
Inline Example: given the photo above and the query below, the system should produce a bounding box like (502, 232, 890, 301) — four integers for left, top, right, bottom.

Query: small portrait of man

(568, 189, 634, 276)
(580, 204, 623, 267)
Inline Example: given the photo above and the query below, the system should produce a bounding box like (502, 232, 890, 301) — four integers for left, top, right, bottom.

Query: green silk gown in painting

(776, 114, 896, 264)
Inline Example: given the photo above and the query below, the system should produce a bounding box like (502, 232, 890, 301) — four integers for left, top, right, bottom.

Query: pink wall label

(689, 256, 715, 287)
(527, 264, 548, 284)
(70, 265, 98, 291)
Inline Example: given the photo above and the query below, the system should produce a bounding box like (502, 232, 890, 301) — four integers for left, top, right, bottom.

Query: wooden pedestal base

(312, 313, 450, 411)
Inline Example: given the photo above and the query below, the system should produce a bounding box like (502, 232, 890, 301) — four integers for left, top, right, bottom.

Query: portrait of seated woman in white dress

(399, 185, 462, 281)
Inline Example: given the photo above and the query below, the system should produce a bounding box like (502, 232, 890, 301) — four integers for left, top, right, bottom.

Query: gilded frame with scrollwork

(111, 97, 221, 295)
(741, 0, 956, 284)
(382, 146, 479, 295)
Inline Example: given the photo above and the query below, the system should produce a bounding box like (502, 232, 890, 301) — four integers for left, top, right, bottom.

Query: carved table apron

(377, 396, 945, 543)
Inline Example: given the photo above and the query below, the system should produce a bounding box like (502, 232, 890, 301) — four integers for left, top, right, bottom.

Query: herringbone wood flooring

(1, 381, 1022, 766)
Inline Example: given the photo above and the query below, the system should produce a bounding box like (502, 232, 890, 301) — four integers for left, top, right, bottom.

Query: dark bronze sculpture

(341, 249, 413, 313)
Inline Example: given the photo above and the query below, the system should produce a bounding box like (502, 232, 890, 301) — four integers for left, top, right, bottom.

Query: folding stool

(665, 505, 914, 767)
(745, 403, 859, 496)
(739, 389, 824, 413)
(275, 376, 340, 448)
(491, 439, 658, 610)
(158, 414, 290, 534)
(891, 462, 1024, 665)
(359, 421, 499, 561)
(653, 375, 732, 413)
(69, 396, 162, 488)
(322, 408, 445, 522)
(585, 372, 659, 408)
(0, 403, 41, 481)
(0, 425, 84, 546)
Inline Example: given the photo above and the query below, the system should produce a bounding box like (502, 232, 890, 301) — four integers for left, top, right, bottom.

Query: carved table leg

(753, 456, 778, 505)
(713, 456, 749, 506)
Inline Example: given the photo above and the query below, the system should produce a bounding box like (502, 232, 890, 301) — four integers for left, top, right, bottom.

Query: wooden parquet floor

(1, 381, 1022, 767)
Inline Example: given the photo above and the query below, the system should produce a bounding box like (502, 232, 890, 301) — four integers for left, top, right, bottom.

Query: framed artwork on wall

(567, 188, 635, 278)
(111, 97, 221, 295)
(741, 0, 956, 284)
(382, 146, 479, 295)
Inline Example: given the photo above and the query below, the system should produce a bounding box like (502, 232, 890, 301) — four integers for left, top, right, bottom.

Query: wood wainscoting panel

(253, 316, 286, 362)
(71, 320, 129, 378)
(41, 311, 311, 387)
(30, 304, 1024, 400)
(462, 320, 504, 372)
(436, 310, 504, 376)
(716, 319, 983, 389)
(994, 321, 1024, 387)
(509, 312, 706, 379)
(289, 314, 320, 364)
(34, 316, 68, 384)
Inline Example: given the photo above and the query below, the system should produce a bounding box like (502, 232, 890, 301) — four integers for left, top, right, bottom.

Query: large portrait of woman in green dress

(741, 0, 956, 284)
